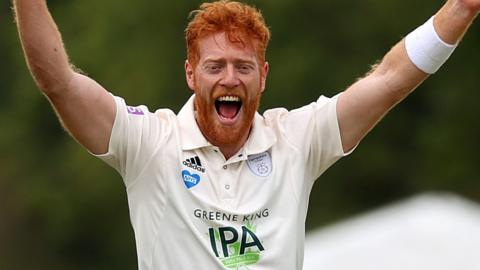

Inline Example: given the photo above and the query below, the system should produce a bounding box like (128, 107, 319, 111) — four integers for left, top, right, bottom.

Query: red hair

(185, 0, 270, 68)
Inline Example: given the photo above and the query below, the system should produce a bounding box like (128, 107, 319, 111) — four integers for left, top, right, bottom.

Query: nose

(220, 65, 240, 89)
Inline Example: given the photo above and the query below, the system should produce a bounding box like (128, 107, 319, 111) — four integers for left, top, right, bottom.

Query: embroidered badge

(247, 152, 272, 177)
(127, 106, 144, 115)
(182, 170, 201, 189)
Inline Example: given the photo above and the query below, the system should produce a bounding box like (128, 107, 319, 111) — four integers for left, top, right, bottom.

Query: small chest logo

(183, 156, 206, 173)
(127, 106, 144, 115)
(182, 170, 201, 189)
(247, 152, 272, 177)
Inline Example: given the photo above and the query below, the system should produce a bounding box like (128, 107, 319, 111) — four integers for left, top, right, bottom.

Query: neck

(218, 129, 250, 160)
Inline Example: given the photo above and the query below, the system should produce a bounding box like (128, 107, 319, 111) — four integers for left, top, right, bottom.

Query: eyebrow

(202, 57, 256, 66)
(202, 58, 225, 65)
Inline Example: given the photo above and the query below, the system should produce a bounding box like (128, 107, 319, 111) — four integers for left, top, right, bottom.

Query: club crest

(247, 152, 272, 177)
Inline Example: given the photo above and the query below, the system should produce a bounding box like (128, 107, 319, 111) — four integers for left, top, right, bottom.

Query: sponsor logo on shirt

(208, 223, 264, 268)
(194, 208, 269, 268)
(182, 170, 201, 189)
(247, 152, 272, 177)
(183, 156, 206, 173)
(127, 106, 144, 115)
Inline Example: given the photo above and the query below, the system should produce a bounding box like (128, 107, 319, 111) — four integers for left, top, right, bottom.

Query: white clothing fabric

(96, 94, 348, 270)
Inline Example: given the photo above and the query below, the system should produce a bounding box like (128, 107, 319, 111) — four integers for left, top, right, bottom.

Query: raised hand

(457, 0, 480, 13)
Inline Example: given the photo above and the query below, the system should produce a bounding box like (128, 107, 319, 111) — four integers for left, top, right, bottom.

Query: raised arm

(337, 0, 479, 152)
(14, 0, 115, 154)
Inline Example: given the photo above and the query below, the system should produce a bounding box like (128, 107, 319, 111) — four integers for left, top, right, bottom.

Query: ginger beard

(193, 82, 262, 149)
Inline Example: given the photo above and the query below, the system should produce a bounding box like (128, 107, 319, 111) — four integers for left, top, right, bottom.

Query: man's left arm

(337, 0, 479, 153)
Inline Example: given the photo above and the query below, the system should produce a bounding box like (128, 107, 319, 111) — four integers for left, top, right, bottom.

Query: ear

(260, 61, 269, 93)
(185, 60, 195, 91)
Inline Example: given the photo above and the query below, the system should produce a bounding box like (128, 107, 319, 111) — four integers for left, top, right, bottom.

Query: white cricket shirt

(96, 94, 348, 270)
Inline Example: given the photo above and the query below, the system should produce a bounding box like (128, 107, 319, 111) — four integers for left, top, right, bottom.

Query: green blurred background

(1, 0, 479, 269)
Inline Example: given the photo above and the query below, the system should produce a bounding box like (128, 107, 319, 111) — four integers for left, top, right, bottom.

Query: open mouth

(215, 95, 242, 120)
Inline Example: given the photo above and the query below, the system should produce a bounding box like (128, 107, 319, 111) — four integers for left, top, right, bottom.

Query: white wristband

(405, 16, 457, 74)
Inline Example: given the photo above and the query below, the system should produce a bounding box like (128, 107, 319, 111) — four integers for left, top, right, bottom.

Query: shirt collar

(245, 112, 277, 155)
(177, 95, 212, 150)
(177, 94, 277, 155)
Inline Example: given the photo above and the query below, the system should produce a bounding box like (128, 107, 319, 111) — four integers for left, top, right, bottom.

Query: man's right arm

(14, 0, 116, 154)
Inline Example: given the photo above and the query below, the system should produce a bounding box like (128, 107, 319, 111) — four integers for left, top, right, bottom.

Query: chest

(127, 143, 310, 270)
(173, 147, 302, 210)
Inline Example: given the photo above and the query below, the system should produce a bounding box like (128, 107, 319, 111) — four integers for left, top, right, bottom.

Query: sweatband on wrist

(405, 16, 457, 74)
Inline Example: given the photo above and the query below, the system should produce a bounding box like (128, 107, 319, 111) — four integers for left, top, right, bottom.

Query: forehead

(197, 32, 258, 64)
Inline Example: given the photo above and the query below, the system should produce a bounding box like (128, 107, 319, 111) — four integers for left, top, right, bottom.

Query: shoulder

(113, 96, 176, 120)
(262, 95, 338, 127)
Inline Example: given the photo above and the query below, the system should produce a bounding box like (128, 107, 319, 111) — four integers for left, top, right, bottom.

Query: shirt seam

(278, 126, 302, 204)
(125, 127, 172, 190)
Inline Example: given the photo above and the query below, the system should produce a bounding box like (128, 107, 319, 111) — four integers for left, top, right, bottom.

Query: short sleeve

(282, 94, 353, 182)
(94, 95, 172, 186)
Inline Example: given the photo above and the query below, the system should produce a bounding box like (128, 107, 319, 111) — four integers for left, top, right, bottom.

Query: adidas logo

(182, 156, 206, 173)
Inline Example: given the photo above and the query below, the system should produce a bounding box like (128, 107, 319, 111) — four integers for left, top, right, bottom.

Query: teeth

(217, 96, 240, 102)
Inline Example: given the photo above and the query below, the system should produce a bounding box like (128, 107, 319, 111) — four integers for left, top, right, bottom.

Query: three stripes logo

(183, 156, 206, 173)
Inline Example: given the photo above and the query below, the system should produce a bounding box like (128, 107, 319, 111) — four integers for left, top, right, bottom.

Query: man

(13, 0, 479, 269)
